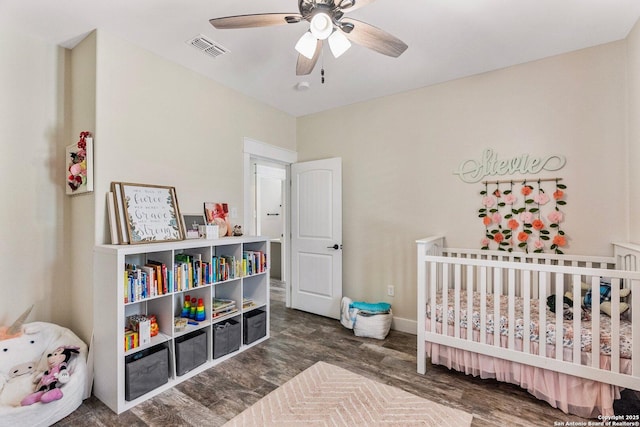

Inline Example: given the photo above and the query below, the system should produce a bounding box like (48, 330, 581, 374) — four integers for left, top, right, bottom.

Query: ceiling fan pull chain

(321, 47, 325, 84)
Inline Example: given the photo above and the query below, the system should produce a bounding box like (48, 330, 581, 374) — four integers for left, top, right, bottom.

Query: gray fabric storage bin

(175, 330, 207, 376)
(125, 344, 169, 401)
(213, 319, 240, 359)
(243, 309, 267, 345)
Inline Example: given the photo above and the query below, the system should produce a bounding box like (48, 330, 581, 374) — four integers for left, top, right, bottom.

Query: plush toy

(546, 294, 590, 321)
(565, 278, 631, 317)
(20, 346, 79, 406)
(0, 307, 45, 397)
(583, 279, 630, 316)
(0, 361, 37, 407)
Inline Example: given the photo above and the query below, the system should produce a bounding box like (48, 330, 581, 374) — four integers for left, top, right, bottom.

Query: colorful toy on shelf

(149, 315, 159, 337)
(189, 297, 197, 319)
(195, 298, 206, 321)
(181, 295, 191, 318)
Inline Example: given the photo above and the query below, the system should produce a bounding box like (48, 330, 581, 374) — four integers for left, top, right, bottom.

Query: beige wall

(92, 31, 296, 247)
(297, 41, 629, 328)
(0, 28, 69, 326)
(628, 19, 640, 243)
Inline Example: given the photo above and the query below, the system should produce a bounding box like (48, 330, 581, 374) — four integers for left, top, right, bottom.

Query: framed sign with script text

(119, 183, 185, 244)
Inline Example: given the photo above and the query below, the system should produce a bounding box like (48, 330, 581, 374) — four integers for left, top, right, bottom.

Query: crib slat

(591, 276, 600, 369)
(611, 277, 620, 374)
(555, 273, 563, 361)
(467, 265, 474, 342)
(538, 272, 547, 357)
(572, 275, 581, 365)
(442, 263, 449, 337)
(523, 271, 531, 354)
(508, 268, 515, 350)
(454, 264, 461, 339)
(633, 279, 640, 377)
(494, 267, 501, 348)
(480, 266, 487, 345)
(429, 261, 437, 334)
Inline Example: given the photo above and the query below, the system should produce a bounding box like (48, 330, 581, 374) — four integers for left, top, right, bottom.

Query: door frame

(243, 137, 297, 307)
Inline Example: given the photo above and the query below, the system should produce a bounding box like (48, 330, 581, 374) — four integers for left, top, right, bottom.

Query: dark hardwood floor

(56, 282, 640, 426)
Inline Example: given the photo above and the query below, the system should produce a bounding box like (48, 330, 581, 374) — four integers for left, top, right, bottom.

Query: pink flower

(534, 240, 544, 250)
(70, 163, 82, 175)
(492, 212, 502, 224)
(481, 196, 495, 208)
(520, 212, 534, 223)
(533, 193, 550, 205)
(481, 238, 490, 247)
(547, 210, 564, 223)
(503, 193, 517, 204)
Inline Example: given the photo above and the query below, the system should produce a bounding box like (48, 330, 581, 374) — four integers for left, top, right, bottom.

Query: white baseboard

(390, 316, 417, 335)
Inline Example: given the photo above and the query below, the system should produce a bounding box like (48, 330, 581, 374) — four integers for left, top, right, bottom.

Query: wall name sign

(453, 148, 566, 183)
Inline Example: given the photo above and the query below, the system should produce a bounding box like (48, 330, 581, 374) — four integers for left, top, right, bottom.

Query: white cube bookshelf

(93, 236, 269, 414)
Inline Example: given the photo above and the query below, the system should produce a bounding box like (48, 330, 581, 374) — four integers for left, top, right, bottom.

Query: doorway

(243, 138, 297, 307)
(254, 162, 286, 283)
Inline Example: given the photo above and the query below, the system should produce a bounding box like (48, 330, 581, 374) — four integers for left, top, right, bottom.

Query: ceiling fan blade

(210, 13, 302, 29)
(296, 40, 322, 75)
(338, 0, 376, 13)
(341, 18, 407, 57)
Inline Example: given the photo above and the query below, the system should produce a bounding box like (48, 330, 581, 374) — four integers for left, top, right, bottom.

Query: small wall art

(182, 213, 206, 239)
(65, 131, 93, 195)
(116, 182, 185, 244)
(204, 202, 233, 237)
(479, 178, 568, 254)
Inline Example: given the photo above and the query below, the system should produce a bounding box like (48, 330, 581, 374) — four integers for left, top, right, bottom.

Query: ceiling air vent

(187, 35, 229, 59)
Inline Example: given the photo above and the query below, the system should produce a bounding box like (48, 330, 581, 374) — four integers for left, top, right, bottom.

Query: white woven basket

(353, 310, 392, 340)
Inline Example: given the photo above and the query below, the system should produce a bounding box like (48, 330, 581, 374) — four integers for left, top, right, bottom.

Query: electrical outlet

(387, 285, 395, 297)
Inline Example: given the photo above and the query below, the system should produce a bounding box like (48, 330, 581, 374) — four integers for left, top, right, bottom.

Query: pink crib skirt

(426, 318, 629, 418)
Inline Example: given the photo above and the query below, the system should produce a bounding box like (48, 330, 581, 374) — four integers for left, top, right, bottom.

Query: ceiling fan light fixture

(310, 12, 333, 40)
(295, 31, 318, 59)
(328, 30, 351, 58)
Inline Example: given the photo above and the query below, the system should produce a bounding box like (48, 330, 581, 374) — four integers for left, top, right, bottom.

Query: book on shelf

(242, 297, 256, 310)
(212, 298, 238, 318)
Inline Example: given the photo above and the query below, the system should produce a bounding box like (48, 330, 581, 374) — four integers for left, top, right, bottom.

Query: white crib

(416, 236, 640, 418)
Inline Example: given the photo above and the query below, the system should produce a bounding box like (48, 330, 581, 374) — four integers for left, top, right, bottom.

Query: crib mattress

(426, 292, 632, 358)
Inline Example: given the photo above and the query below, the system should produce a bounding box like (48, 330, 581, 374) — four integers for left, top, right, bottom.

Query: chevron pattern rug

(223, 361, 473, 426)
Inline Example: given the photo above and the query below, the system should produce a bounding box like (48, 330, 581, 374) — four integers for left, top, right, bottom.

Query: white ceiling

(1, 0, 639, 117)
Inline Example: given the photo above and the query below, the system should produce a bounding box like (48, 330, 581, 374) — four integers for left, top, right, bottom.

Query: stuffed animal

(0, 361, 37, 407)
(546, 294, 590, 321)
(20, 346, 79, 406)
(0, 307, 46, 397)
(581, 278, 631, 317)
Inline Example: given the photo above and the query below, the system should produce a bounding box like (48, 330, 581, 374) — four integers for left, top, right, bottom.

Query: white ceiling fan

(209, 0, 408, 76)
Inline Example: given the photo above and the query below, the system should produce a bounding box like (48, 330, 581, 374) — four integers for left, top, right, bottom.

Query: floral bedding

(426, 292, 632, 358)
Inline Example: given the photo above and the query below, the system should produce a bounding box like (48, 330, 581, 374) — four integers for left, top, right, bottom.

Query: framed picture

(65, 135, 93, 195)
(182, 213, 206, 239)
(110, 182, 129, 244)
(118, 182, 185, 244)
(204, 202, 232, 237)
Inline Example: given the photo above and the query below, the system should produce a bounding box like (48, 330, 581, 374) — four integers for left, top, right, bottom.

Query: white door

(291, 157, 342, 319)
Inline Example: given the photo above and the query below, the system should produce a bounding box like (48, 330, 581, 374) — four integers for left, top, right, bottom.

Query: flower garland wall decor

(65, 131, 93, 195)
(479, 178, 567, 253)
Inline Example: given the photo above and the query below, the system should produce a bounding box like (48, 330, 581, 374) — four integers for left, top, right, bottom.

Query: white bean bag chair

(0, 322, 88, 427)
